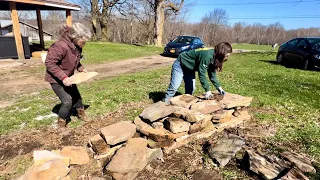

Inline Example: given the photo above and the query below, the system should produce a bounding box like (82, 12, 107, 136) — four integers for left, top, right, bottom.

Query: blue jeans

(164, 59, 195, 104)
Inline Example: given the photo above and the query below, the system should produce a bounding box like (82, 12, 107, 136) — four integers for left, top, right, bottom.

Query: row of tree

(1, 0, 320, 47)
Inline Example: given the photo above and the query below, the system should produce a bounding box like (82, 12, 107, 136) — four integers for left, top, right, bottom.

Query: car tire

(277, 53, 284, 64)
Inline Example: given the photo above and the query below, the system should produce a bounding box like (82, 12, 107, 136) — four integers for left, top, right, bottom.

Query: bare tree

(202, 8, 229, 46)
(233, 22, 246, 43)
(153, 0, 184, 47)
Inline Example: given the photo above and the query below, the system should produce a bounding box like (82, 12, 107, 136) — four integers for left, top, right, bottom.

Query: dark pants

(51, 83, 83, 119)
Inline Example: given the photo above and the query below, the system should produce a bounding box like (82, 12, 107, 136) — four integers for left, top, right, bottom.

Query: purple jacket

(45, 37, 84, 84)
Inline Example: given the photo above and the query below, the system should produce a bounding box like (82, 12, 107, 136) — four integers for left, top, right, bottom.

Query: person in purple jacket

(45, 23, 91, 128)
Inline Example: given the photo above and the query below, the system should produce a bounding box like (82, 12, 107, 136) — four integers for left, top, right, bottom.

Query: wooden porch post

(66, 10, 72, 27)
(9, 2, 24, 59)
(36, 6, 45, 49)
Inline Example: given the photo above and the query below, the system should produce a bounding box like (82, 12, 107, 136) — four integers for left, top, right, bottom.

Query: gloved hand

(63, 77, 72, 86)
(205, 91, 213, 100)
(218, 87, 226, 96)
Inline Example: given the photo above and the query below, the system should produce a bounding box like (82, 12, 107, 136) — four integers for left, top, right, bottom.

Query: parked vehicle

(163, 36, 204, 56)
(276, 37, 320, 70)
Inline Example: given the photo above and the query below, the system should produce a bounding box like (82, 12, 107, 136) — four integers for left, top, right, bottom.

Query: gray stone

(101, 121, 136, 145)
(147, 148, 164, 162)
(163, 117, 190, 133)
(246, 150, 286, 180)
(280, 151, 316, 174)
(192, 169, 221, 180)
(139, 101, 176, 122)
(106, 138, 148, 173)
(169, 94, 198, 109)
(151, 122, 164, 129)
(208, 134, 245, 167)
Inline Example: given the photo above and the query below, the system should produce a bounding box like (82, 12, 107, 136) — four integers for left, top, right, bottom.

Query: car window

(296, 39, 308, 49)
(173, 37, 194, 44)
(308, 39, 320, 51)
(287, 39, 298, 47)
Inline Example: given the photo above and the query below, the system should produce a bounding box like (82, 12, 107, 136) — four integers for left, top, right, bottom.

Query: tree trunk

(153, 0, 184, 47)
(101, 0, 109, 41)
(154, 0, 165, 47)
(90, 0, 101, 41)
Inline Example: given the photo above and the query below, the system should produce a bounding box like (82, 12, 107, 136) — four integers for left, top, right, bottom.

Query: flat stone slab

(191, 100, 222, 114)
(192, 169, 221, 180)
(208, 134, 245, 167)
(170, 94, 198, 109)
(61, 146, 90, 165)
(173, 106, 205, 123)
(219, 93, 253, 109)
(246, 150, 286, 180)
(19, 159, 69, 180)
(134, 117, 186, 143)
(282, 167, 309, 180)
(89, 134, 110, 155)
(106, 138, 148, 173)
(69, 72, 98, 84)
(280, 151, 316, 174)
(139, 101, 176, 122)
(101, 121, 136, 145)
(33, 150, 70, 166)
(164, 117, 190, 133)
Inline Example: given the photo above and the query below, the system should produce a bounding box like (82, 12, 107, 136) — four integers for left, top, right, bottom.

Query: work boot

(76, 108, 88, 121)
(58, 117, 66, 128)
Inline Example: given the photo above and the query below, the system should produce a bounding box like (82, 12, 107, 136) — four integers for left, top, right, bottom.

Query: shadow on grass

(259, 59, 320, 72)
(52, 104, 90, 117)
(148, 91, 182, 103)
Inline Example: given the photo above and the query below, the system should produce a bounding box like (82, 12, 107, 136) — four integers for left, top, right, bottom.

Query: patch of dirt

(0, 55, 175, 101)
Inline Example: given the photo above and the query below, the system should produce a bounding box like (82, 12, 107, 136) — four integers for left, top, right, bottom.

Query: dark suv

(276, 37, 320, 70)
(164, 36, 204, 56)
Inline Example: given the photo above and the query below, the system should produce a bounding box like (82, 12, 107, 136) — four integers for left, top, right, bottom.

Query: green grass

(232, 43, 279, 51)
(38, 41, 163, 64)
(0, 51, 319, 160)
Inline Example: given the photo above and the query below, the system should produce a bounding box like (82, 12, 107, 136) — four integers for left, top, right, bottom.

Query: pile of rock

(86, 93, 253, 179)
(18, 146, 90, 180)
(204, 133, 317, 180)
(136, 93, 252, 153)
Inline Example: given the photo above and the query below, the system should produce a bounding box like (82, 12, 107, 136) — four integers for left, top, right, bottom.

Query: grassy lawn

(232, 43, 279, 51)
(1, 50, 319, 162)
(39, 41, 163, 64)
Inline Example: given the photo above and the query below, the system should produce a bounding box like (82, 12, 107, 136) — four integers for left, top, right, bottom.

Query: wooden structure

(0, 0, 80, 59)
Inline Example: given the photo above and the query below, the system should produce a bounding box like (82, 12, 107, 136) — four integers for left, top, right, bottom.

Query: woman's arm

(45, 42, 68, 81)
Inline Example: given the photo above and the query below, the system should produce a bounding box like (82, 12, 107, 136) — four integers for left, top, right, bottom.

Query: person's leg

(68, 85, 87, 121)
(51, 83, 73, 127)
(183, 70, 196, 95)
(164, 59, 184, 104)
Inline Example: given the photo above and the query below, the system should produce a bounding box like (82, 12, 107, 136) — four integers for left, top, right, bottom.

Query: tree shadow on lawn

(148, 91, 182, 103)
(259, 59, 320, 71)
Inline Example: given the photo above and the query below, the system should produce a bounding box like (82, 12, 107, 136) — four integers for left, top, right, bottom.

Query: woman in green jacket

(163, 42, 232, 104)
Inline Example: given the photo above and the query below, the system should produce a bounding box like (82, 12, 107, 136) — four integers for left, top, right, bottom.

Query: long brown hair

(213, 42, 232, 71)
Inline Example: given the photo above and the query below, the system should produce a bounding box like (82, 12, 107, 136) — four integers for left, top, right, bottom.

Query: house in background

(0, 20, 53, 42)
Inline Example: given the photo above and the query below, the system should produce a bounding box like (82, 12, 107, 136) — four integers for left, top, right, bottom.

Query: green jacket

(178, 48, 220, 92)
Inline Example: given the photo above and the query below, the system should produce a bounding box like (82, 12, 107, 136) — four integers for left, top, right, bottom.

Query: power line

(196, 0, 320, 6)
(192, 16, 320, 19)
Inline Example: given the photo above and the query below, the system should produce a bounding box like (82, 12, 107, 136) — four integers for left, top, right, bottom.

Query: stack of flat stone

(137, 93, 252, 153)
